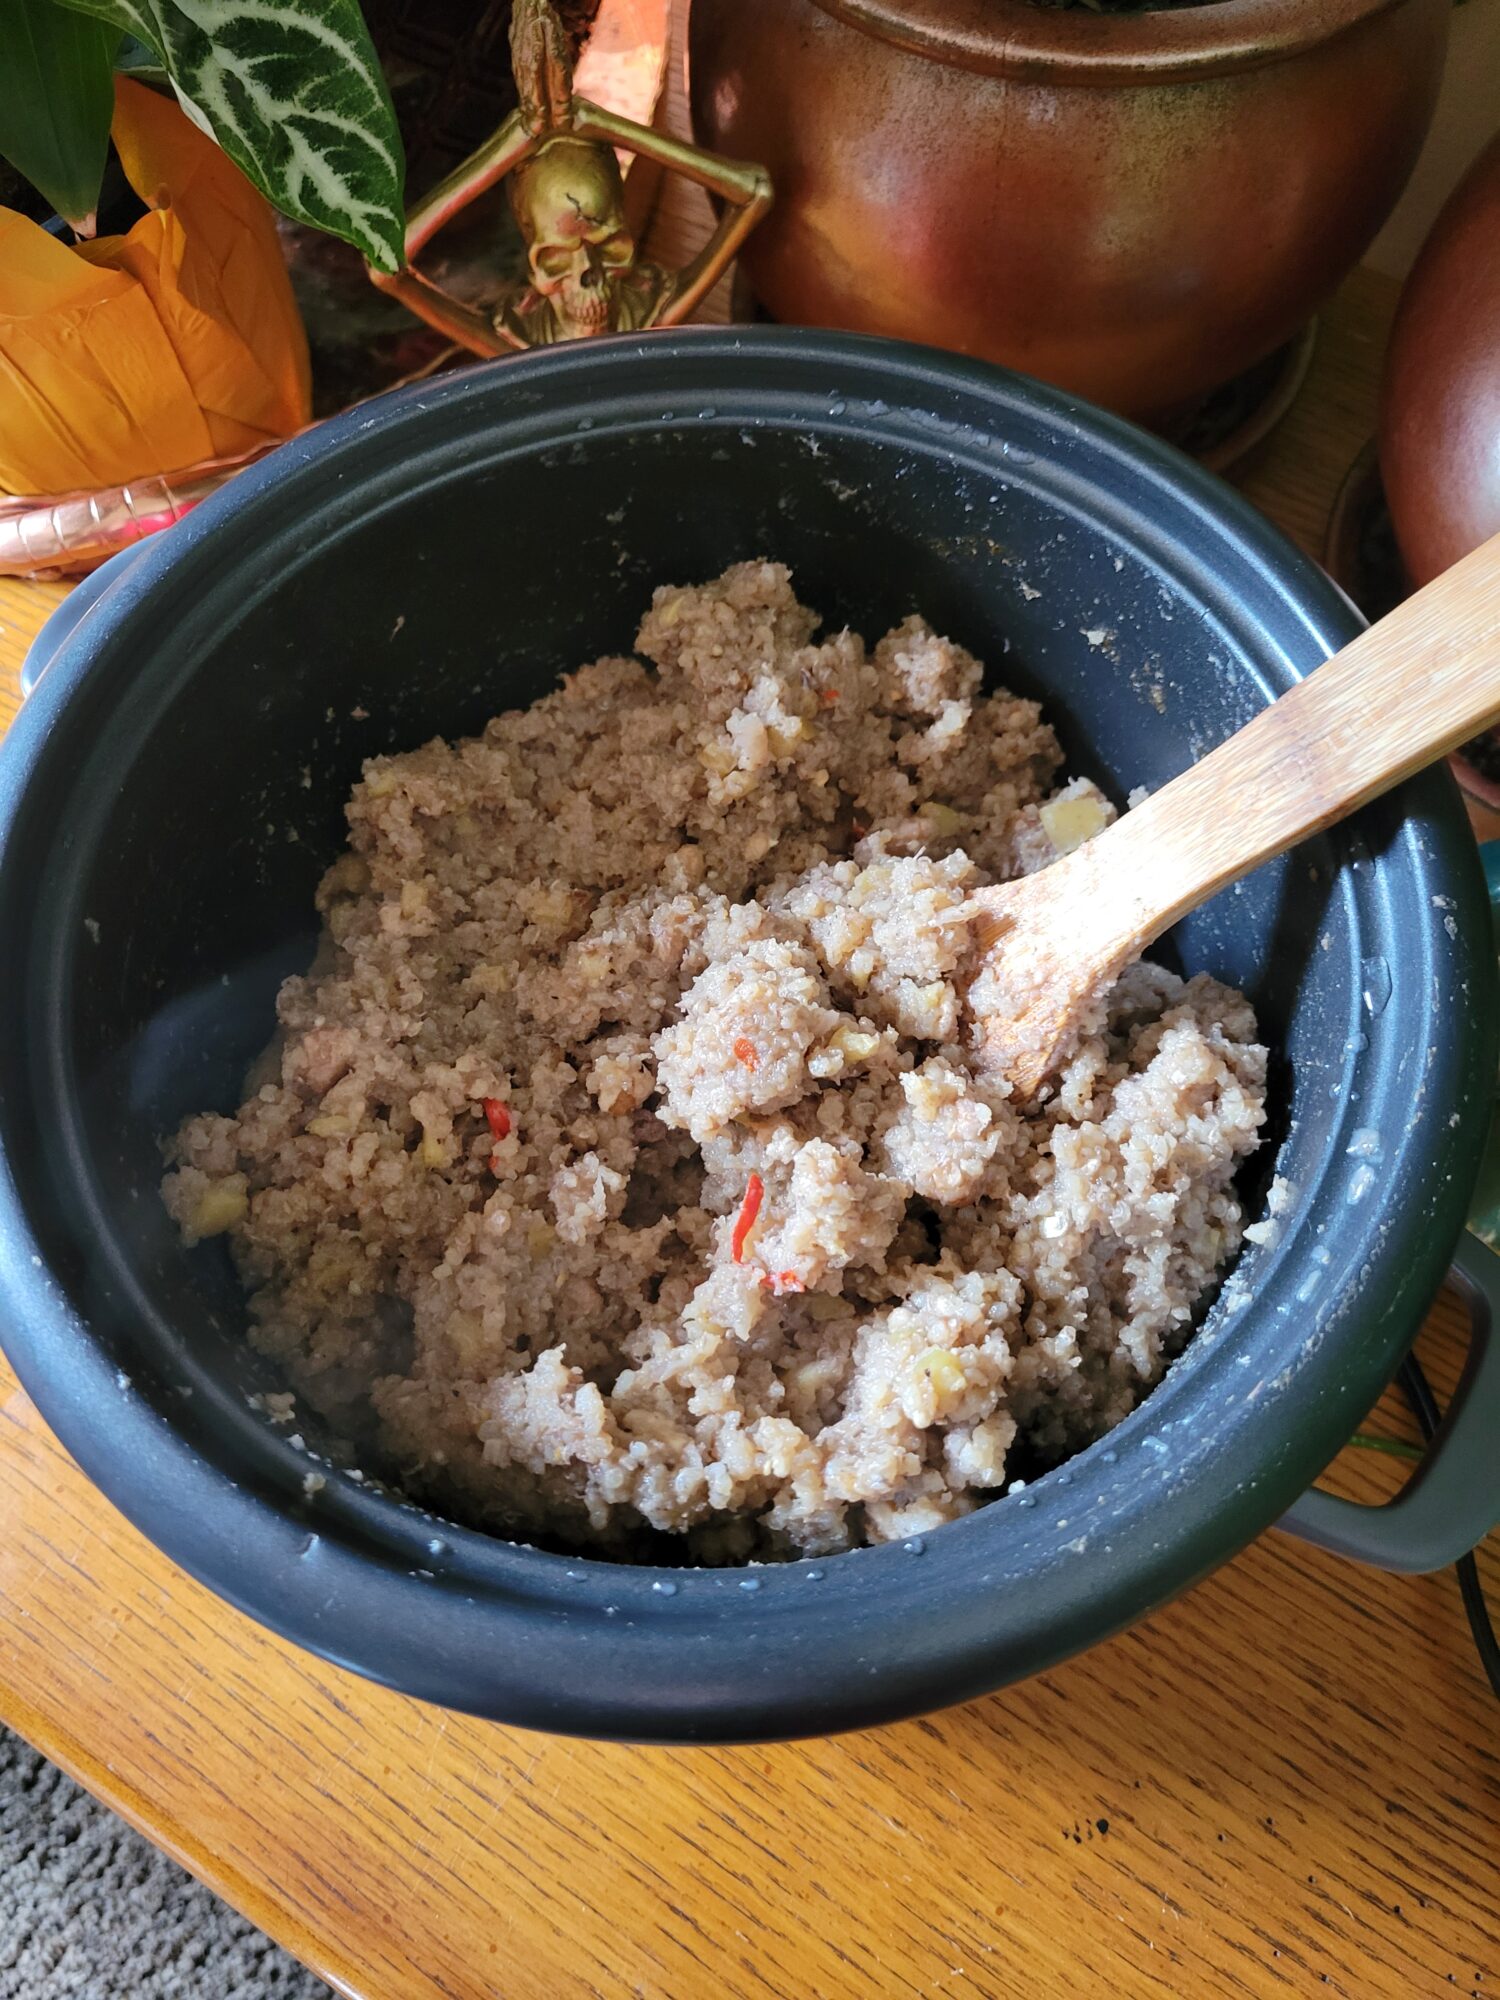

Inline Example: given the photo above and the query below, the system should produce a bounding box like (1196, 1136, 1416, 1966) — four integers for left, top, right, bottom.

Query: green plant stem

(1348, 1431, 1424, 1463)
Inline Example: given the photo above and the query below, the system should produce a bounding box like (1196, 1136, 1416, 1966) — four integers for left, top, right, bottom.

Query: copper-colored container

(690, 0, 1449, 420)
(1379, 133, 1500, 590)
(1380, 131, 1500, 811)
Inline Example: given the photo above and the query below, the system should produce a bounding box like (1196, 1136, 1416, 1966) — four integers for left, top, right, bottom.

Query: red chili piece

(732, 1036, 758, 1071)
(760, 1270, 804, 1296)
(730, 1173, 764, 1264)
(820, 688, 840, 706)
(483, 1097, 511, 1141)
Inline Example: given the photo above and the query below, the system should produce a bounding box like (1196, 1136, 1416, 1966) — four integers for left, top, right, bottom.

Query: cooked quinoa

(164, 563, 1267, 1559)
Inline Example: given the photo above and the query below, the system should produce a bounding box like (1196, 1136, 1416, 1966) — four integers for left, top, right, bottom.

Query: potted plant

(0, 0, 669, 574)
(0, 74, 315, 548)
(690, 0, 1453, 424)
(0, 0, 405, 571)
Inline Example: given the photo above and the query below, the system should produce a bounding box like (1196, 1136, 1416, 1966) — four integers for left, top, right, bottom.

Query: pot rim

(811, 0, 1422, 84)
(0, 328, 1492, 1741)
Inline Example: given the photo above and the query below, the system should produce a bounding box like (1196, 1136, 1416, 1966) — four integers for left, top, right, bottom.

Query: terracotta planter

(1379, 132, 1500, 590)
(1379, 132, 1500, 813)
(1324, 438, 1500, 815)
(689, 0, 1449, 420)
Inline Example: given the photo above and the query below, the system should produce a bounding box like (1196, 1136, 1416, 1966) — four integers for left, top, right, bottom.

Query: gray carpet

(0, 1727, 331, 2000)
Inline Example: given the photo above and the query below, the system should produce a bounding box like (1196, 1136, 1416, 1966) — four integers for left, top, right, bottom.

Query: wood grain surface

(1, 23, 1498, 1996)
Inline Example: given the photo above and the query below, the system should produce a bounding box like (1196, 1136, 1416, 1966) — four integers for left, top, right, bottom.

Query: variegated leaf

(55, 0, 405, 270)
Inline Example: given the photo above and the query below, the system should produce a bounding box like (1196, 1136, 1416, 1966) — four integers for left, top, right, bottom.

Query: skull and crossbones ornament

(509, 136, 646, 343)
(368, 0, 772, 354)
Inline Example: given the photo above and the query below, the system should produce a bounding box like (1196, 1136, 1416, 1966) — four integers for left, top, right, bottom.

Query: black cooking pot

(2, 331, 1497, 1743)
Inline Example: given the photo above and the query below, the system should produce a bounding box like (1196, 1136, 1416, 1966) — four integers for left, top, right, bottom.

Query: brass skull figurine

(508, 137, 650, 344)
(369, 0, 771, 355)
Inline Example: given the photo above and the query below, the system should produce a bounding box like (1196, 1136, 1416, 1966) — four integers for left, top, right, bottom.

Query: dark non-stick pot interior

(0, 331, 1491, 1739)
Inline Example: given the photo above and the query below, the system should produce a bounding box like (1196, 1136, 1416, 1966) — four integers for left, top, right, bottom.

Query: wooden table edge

(0, 1666, 365, 2000)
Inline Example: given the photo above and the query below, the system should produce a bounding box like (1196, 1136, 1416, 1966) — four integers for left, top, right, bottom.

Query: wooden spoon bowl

(971, 529, 1500, 1097)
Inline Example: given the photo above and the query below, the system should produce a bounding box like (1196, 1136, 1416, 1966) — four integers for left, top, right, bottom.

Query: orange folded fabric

(0, 77, 312, 496)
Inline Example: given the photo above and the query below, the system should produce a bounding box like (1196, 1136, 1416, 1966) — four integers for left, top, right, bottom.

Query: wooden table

(3, 66, 1499, 1998)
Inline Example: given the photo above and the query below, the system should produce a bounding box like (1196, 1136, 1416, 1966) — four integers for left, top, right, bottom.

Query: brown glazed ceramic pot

(689, 0, 1450, 420)
(1379, 133, 1500, 811)
(1380, 132, 1500, 590)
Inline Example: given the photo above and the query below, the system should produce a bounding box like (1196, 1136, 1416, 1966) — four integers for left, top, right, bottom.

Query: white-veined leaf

(54, 0, 405, 270)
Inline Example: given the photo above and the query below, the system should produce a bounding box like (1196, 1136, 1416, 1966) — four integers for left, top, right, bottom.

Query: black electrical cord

(1397, 1353, 1500, 1701)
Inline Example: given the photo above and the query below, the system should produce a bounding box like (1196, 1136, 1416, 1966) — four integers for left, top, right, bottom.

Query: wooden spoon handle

(1105, 528, 1500, 938)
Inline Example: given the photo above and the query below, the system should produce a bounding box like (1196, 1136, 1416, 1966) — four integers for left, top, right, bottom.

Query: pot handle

(1280, 1230, 1500, 1572)
(20, 543, 148, 700)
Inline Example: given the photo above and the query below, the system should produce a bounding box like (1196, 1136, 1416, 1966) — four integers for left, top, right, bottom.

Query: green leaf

(51, 0, 151, 38)
(55, 0, 405, 271)
(0, 0, 122, 229)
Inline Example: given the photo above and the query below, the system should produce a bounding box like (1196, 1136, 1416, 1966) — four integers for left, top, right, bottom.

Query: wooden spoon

(970, 528, 1500, 1098)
